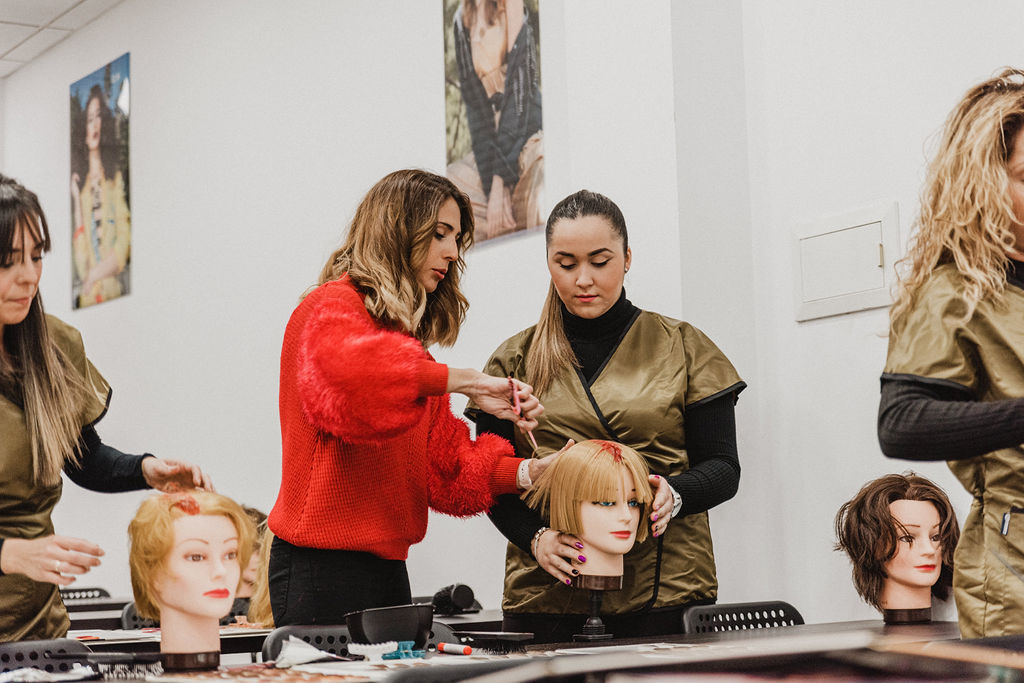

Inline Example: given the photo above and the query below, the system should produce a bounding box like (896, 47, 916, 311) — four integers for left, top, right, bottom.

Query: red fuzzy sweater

(268, 275, 521, 560)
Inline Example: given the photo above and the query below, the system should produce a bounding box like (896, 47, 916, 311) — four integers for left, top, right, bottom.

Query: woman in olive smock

(879, 69, 1024, 639)
(470, 190, 745, 642)
(0, 175, 210, 641)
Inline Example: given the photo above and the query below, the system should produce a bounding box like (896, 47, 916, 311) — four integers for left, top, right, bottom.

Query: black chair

(59, 587, 110, 602)
(0, 638, 90, 673)
(261, 624, 352, 661)
(682, 600, 804, 634)
(120, 601, 158, 629)
(261, 620, 462, 661)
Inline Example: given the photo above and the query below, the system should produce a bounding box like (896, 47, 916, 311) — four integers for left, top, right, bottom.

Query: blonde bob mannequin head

(524, 439, 653, 545)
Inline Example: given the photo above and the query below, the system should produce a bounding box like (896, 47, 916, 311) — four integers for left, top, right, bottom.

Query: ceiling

(0, 0, 124, 78)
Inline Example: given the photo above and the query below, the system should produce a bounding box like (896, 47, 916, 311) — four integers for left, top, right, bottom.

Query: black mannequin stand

(571, 574, 622, 642)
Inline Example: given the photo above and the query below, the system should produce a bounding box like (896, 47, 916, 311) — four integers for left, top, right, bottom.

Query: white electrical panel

(794, 202, 900, 322)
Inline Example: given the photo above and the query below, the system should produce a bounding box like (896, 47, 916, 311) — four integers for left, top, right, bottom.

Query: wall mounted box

(793, 202, 900, 322)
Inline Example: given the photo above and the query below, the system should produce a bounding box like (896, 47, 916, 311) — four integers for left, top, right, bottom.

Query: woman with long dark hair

(0, 174, 210, 641)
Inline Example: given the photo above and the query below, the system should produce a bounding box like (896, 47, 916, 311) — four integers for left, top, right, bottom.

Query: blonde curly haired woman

(879, 68, 1024, 638)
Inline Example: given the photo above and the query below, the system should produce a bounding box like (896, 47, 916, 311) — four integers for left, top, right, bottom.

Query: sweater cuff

(489, 456, 523, 495)
(417, 361, 449, 397)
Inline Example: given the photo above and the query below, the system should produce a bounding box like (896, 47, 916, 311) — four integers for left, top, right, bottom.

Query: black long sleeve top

(65, 424, 151, 492)
(878, 259, 1024, 463)
(480, 292, 741, 554)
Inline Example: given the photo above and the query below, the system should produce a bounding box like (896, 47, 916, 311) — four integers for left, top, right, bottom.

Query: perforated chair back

(0, 638, 90, 673)
(261, 625, 351, 661)
(120, 601, 158, 629)
(59, 587, 110, 602)
(261, 620, 462, 661)
(682, 600, 804, 634)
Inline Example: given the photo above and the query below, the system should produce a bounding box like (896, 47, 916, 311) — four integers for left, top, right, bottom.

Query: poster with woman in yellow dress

(69, 53, 131, 309)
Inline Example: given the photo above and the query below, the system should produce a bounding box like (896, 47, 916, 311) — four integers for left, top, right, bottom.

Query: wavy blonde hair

(891, 68, 1024, 332)
(527, 190, 629, 393)
(316, 169, 474, 347)
(128, 492, 256, 621)
(0, 175, 89, 486)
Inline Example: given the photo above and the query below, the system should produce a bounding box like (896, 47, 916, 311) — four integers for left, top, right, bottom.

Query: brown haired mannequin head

(834, 473, 959, 621)
(524, 440, 653, 581)
(129, 492, 254, 663)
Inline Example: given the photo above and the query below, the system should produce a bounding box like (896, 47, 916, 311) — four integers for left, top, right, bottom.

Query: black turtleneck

(476, 291, 741, 555)
(561, 289, 638, 383)
(878, 259, 1024, 461)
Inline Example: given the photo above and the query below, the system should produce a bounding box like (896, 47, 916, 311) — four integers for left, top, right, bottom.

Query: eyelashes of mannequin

(834, 473, 959, 612)
(523, 439, 653, 574)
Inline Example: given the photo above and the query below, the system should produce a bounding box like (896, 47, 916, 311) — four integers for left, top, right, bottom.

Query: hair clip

(170, 494, 200, 515)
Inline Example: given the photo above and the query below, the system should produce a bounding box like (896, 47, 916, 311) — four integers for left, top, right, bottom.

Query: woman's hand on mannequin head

(0, 535, 103, 586)
(648, 475, 673, 537)
(141, 456, 215, 493)
(534, 529, 584, 586)
(527, 439, 574, 482)
(449, 370, 543, 430)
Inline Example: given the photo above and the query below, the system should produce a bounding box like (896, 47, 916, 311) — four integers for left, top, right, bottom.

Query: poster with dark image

(69, 52, 130, 309)
(444, 0, 543, 243)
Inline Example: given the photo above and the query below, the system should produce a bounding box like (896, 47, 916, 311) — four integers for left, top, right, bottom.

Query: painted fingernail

(652, 513, 659, 521)
(565, 579, 571, 585)
(654, 475, 660, 479)
(578, 555, 586, 562)
(572, 569, 579, 575)
(575, 542, 584, 549)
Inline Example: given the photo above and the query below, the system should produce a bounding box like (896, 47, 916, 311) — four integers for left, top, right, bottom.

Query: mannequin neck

(158, 608, 221, 654)
(879, 580, 931, 611)
(579, 543, 624, 577)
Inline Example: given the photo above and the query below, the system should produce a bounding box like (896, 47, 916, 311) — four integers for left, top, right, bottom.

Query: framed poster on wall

(69, 52, 131, 309)
(444, 0, 544, 243)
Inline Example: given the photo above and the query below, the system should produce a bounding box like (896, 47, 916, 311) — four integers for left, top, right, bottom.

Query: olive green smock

(476, 310, 745, 616)
(0, 316, 110, 641)
(884, 264, 1024, 638)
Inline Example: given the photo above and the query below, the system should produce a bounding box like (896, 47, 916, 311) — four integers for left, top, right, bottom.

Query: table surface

(66, 619, 987, 680)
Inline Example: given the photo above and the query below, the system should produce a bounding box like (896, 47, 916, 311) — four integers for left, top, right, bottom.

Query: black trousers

(502, 597, 716, 644)
(269, 536, 412, 626)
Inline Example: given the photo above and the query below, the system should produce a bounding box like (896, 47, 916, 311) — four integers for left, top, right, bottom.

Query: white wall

(1, 0, 684, 609)
(741, 0, 1024, 623)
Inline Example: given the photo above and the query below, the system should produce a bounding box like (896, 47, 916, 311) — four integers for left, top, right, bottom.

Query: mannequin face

(578, 467, 641, 557)
(883, 499, 942, 592)
(153, 514, 241, 620)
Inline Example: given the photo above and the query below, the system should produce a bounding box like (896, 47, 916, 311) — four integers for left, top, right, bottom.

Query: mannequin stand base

(572, 584, 620, 642)
(883, 607, 931, 625)
(162, 651, 220, 671)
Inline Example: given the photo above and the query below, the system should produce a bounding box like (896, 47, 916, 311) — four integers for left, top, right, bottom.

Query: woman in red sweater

(267, 169, 543, 625)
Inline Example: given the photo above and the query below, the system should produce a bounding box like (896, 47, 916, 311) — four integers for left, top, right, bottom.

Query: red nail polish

(654, 475, 660, 479)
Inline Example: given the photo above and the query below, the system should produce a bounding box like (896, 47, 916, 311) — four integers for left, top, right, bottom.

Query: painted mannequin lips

(203, 588, 230, 599)
(611, 531, 632, 539)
